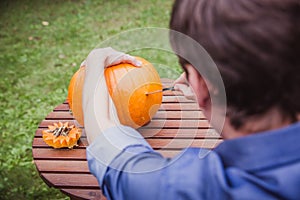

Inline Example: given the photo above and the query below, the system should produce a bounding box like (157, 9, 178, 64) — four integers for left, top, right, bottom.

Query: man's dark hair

(170, 0, 300, 128)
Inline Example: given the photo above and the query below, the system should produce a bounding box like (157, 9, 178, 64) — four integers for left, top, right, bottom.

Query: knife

(145, 86, 175, 95)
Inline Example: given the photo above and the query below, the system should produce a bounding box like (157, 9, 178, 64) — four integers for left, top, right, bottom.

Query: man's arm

(86, 125, 217, 200)
(86, 125, 155, 186)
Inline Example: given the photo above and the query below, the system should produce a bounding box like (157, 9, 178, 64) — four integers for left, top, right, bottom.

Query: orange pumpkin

(42, 122, 81, 149)
(67, 68, 81, 110)
(68, 66, 85, 125)
(68, 57, 162, 128)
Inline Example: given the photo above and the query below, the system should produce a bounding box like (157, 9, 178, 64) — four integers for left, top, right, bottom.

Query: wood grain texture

(35, 160, 89, 173)
(36, 128, 220, 139)
(41, 173, 99, 188)
(33, 137, 222, 149)
(61, 189, 105, 200)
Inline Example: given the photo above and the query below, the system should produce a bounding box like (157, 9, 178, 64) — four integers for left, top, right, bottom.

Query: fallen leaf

(59, 54, 65, 59)
(42, 21, 49, 26)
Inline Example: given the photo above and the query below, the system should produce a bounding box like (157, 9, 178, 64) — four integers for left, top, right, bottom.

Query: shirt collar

(214, 122, 300, 171)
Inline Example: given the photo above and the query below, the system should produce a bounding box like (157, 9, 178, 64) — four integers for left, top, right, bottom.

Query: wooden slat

(38, 119, 210, 129)
(35, 128, 220, 139)
(153, 110, 205, 119)
(162, 96, 195, 103)
(35, 160, 89, 173)
(33, 148, 87, 160)
(147, 138, 222, 149)
(33, 148, 184, 160)
(41, 173, 99, 188)
(143, 119, 211, 129)
(33, 148, 193, 162)
(54, 103, 70, 111)
(159, 103, 200, 111)
(161, 90, 183, 96)
(61, 189, 105, 200)
(39, 120, 83, 128)
(46, 111, 73, 120)
(139, 128, 220, 139)
(33, 137, 221, 150)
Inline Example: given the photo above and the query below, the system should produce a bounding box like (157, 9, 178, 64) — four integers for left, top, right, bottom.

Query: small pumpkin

(68, 57, 162, 128)
(42, 122, 81, 149)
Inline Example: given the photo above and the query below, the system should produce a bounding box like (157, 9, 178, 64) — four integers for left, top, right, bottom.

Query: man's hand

(173, 72, 196, 101)
(82, 47, 141, 144)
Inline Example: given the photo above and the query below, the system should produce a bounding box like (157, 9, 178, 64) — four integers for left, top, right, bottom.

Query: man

(83, 0, 300, 199)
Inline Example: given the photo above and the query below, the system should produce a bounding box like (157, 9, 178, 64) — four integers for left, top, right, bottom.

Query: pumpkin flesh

(42, 122, 82, 149)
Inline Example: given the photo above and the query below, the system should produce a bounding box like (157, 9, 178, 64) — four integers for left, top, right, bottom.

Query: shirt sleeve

(86, 125, 153, 186)
(86, 125, 221, 200)
(92, 146, 217, 200)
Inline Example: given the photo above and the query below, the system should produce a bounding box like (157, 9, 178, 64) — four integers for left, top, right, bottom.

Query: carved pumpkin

(42, 122, 81, 149)
(68, 57, 162, 128)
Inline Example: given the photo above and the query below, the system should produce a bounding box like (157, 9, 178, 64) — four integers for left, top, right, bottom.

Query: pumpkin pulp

(42, 122, 82, 149)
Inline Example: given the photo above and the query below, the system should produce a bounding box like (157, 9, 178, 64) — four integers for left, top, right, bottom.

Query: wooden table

(32, 79, 223, 200)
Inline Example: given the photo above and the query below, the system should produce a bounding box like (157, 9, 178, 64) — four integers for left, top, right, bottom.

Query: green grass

(0, 0, 181, 199)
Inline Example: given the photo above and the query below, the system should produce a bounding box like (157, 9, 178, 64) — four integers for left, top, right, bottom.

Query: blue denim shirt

(87, 122, 300, 200)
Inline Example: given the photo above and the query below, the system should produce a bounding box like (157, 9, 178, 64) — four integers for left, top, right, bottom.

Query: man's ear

(182, 64, 213, 109)
(196, 76, 210, 108)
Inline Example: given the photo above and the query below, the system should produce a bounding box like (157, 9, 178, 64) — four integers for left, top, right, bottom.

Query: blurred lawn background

(0, 0, 182, 199)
